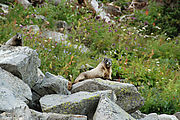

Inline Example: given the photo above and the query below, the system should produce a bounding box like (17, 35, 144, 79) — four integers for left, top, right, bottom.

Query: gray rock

(89, 0, 114, 23)
(140, 113, 159, 120)
(37, 68, 45, 81)
(93, 94, 135, 120)
(71, 78, 144, 113)
(34, 72, 71, 96)
(103, 3, 122, 17)
(0, 3, 9, 14)
(48, 0, 64, 6)
(42, 30, 68, 43)
(0, 87, 31, 120)
(131, 110, 147, 119)
(0, 67, 32, 103)
(40, 90, 116, 119)
(158, 114, 178, 120)
(17, 0, 32, 9)
(24, 25, 40, 34)
(31, 109, 87, 120)
(174, 112, 180, 120)
(30, 72, 71, 111)
(42, 30, 89, 53)
(0, 46, 41, 88)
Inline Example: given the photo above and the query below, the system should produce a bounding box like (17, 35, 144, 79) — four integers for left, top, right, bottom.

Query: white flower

(123, 29, 126, 31)
(148, 69, 151, 72)
(144, 35, 149, 38)
(49, 37, 52, 39)
(45, 40, 48, 42)
(155, 26, 161, 30)
(166, 37, 171, 41)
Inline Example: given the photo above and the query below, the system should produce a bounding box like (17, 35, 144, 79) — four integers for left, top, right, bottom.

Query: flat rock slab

(0, 67, 32, 103)
(31, 109, 87, 120)
(93, 95, 135, 120)
(40, 90, 115, 119)
(72, 78, 144, 113)
(158, 114, 178, 120)
(0, 46, 40, 88)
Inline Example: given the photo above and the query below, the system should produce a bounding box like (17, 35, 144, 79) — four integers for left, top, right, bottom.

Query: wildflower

(95, 30, 98, 33)
(145, 9, 148, 16)
(52, 46, 55, 48)
(109, 30, 112, 32)
(49, 37, 52, 39)
(144, 21, 148, 25)
(45, 40, 48, 42)
(166, 37, 171, 41)
(155, 26, 161, 29)
(123, 29, 126, 31)
(144, 35, 149, 38)
(115, 29, 117, 32)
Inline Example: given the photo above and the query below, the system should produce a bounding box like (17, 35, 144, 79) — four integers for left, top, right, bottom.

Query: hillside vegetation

(0, 0, 180, 114)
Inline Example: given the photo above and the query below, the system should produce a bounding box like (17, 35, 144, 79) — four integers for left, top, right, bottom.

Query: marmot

(74, 58, 112, 83)
(5, 33, 23, 46)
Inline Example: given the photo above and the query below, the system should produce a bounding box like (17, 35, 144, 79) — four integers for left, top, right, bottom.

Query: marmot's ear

(104, 58, 107, 61)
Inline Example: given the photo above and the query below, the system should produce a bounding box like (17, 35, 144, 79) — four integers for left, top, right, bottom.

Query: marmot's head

(103, 58, 112, 68)
(16, 33, 22, 40)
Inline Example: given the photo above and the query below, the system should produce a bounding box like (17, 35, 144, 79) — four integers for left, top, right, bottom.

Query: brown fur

(5, 33, 23, 46)
(74, 58, 112, 83)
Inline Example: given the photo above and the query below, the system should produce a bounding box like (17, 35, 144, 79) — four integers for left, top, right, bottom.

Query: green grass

(0, 0, 179, 114)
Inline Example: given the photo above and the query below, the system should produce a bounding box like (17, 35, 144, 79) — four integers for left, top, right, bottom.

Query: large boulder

(0, 46, 41, 88)
(30, 72, 71, 111)
(40, 90, 116, 119)
(0, 67, 32, 103)
(93, 94, 135, 120)
(71, 78, 144, 113)
(33, 72, 71, 97)
(0, 87, 31, 120)
(31, 109, 87, 120)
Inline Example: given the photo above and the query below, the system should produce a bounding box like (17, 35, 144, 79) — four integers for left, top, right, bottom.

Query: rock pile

(0, 45, 178, 120)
